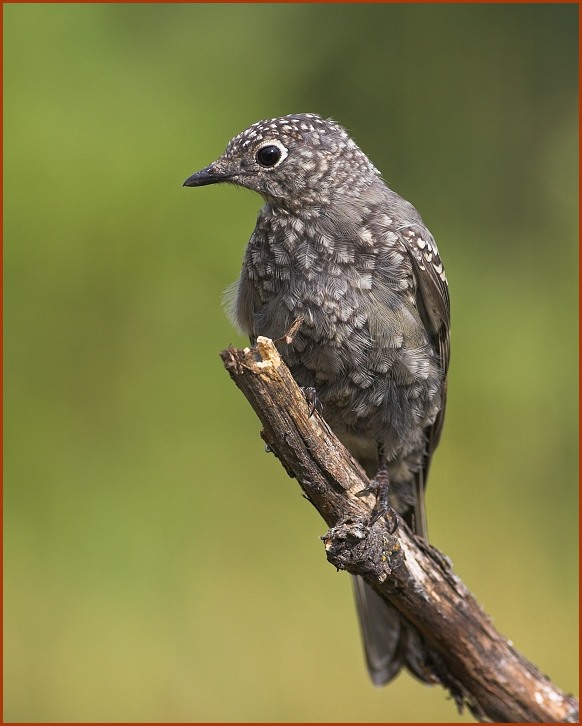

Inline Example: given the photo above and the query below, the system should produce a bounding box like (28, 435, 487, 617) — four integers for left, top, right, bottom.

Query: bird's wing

(401, 225, 451, 537)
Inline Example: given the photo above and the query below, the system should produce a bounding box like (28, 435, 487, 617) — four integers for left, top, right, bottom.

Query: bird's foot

(301, 386, 322, 417)
(356, 469, 398, 532)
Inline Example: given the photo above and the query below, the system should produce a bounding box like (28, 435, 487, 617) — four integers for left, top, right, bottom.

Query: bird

(184, 113, 450, 687)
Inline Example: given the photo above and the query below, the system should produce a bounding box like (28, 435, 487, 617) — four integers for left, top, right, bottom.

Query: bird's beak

(183, 164, 228, 187)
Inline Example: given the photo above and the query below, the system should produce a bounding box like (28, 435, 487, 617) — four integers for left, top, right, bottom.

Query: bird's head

(183, 113, 382, 209)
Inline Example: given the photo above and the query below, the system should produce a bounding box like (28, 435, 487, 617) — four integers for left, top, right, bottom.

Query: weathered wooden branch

(220, 336, 578, 723)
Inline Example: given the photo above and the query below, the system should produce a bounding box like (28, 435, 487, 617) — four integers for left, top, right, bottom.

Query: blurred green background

(4, 3, 578, 723)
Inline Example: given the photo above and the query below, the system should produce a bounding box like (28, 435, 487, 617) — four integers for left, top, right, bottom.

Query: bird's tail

(352, 575, 441, 685)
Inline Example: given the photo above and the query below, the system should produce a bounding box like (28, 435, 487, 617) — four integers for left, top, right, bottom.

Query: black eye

(256, 145, 282, 167)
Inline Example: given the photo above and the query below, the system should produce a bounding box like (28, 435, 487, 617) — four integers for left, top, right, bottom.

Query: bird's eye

(256, 145, 281, 167)
(255, 142, 287, 168)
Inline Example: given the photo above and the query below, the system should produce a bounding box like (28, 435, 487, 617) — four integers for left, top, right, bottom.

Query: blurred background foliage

(4, 3, 578, 722)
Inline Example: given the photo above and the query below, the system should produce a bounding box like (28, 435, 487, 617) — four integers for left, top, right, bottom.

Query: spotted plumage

(185, 113, 451, 687)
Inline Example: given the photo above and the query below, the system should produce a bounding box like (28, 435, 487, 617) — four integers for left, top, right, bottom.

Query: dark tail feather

(352, 575, 442, 686)
(352, 575, 405, 685)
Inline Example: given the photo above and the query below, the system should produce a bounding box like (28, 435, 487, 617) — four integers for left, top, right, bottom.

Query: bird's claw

(356, 469, 398, 532)
(301, 386, 322, 417)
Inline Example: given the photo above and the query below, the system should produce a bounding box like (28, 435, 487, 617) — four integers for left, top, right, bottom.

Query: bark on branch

(219, 336, 578, 723)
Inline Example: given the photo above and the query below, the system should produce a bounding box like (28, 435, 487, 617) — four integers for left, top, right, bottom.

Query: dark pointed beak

(183, 164, 228, 187)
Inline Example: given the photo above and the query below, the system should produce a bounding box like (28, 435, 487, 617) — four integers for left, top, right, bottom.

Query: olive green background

(4, 3, 578, 723)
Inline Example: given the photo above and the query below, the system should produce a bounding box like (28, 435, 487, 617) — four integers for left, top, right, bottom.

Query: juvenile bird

(184, 113, 450, 686)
